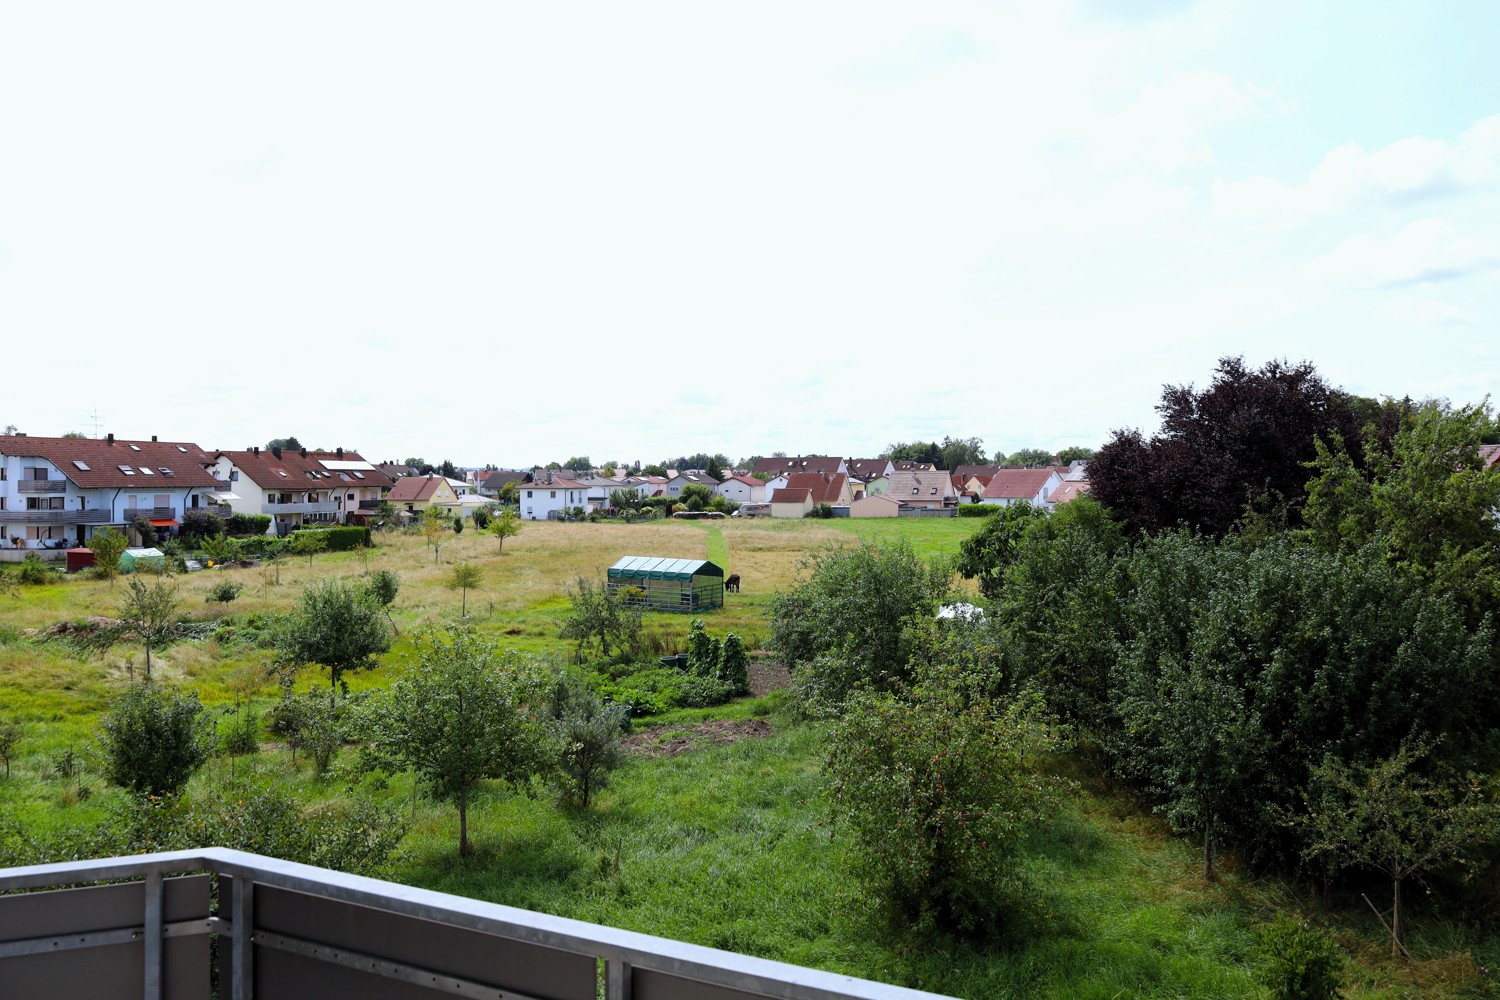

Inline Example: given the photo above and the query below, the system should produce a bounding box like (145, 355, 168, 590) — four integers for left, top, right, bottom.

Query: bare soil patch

(622, 718, 773, 758)
(748, 659, 791, 697)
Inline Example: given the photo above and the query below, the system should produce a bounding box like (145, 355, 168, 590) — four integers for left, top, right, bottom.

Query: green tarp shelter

(606, 556, 724, 612)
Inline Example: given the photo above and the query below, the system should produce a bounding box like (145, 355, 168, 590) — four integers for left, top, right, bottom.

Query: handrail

(0, 848, 955, 1000)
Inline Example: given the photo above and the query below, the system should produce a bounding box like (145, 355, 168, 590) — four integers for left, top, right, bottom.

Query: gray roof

(607, 556, 724, 580)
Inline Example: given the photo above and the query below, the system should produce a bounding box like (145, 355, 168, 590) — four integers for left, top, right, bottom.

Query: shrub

(720, 633, 750, 695)
(217, 705, 261, 756)
(550, 675, 628, 808)
(206, 579, 243, 603)
(472, 507, 490, 530)
(226, 513, 272, 537)
(266, 693, 344, 774)
(132, 517, 158, 547)
(957, 504, 1002, 518)
(315, 526, 372, 551)
(179, 510, 224, 542)
(100, 683, 210, 795)
(825, 690, 1067, 935)
(686, 619, 721, 677)
(16, 553, 53, 585)
(1255, 919, 1344, 1000)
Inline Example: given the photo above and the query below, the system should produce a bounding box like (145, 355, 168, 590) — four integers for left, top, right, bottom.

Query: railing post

(143, 870, 163, 1000)
(606, 957, 632, 1000)
(232, 875, 255, 1000)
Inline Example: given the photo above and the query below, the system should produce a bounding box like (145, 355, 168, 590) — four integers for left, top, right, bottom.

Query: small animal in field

(725, 573, 741, 593)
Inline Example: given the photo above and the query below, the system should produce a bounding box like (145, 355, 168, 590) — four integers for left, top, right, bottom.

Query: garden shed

(606, 556, 724, 612)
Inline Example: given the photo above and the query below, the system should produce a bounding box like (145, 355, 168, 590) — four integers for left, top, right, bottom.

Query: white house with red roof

(211, 447, 356, 534)
(715, 473, 765, 504)
(0, 433, 223, 555)
(980, 468, 1063, 509)
(519, 474, 588, 520)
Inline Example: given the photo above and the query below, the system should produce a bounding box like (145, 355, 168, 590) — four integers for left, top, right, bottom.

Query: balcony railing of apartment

(0, 508, 111, 524)
(213, 479, 233, 490)
(261, 502, 338, 515)
(358, 499, 382, 509)
(0, 848, 953, 1000)
(124, 506, 178, 522)
(17, 478, 69, 493)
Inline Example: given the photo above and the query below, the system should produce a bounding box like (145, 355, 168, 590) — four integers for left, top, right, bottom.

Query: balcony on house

(262, 501, 339, 515)
(0, 508, 111, 524)
(17, 478, 69, 493)
(124, 506, 178, 522)
(358, 499, 382, 510)
(0, 848, 950, 1000)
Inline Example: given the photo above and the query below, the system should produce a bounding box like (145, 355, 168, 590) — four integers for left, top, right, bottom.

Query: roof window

(139, 467, 155, 475)
(73, 460, 90, 471)
(159, 468, 175, 477)
(277, 470, 288, 478)
(118, 465, 136, 475)
(353, 472, 365, 479)
(129, 444, 141, 451)
(176, 446, 187, 452)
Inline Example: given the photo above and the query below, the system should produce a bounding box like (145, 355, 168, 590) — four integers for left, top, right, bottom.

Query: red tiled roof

(771, 488, 812, 504)
(784, 472, 846, 504)
(722, 474, 762, 487)
(982, 468, 1058, 500)
(387, 474, 449, 502)
(1049, 481, 1092, 505)
(306, 450, 394, 490)
(0, 435, 218, 489)
(753, 455, 843, 476)
(954, 465, 1001, 482)
(218, 448, 348, 493)
(846, 459, 890, 480)
(1482, 443, 1500, 471)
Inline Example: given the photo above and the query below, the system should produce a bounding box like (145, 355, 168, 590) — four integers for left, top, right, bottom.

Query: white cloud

(1309, 218, 1499, 289)
(1215, 114, 1500, 223)
(1386, 297, 1477, 327)
(1094, 71, 1276, 172)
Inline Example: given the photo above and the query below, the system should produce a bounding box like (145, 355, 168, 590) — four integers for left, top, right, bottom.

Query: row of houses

(0, 434, 399, 557)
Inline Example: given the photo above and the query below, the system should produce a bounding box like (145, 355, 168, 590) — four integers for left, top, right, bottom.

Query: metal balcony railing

(125, 506, 178, 521)
(17, 478, 69, 493)
(0, 848, 953, 1000)
(261, 502, 338, 515)
(0, 508, 110, 524)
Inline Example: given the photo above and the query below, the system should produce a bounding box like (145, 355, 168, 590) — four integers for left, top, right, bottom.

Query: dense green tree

(100, 683, 209, 795)
(366, 569, 401, 634)
(882, 441, 942, 466)
(938, 436, 987, 470)
(1055, 445, 1095, 463)
(954, 502, 1050, 600)
(357, 627, 556, 856)
(825, 688, 1066, 935)
(288, 529, 327, 566)
(770, 540, 950, 709)
(680, 483, 714, 511)
(1003, 447, 1054, 467)
(274, 580, 392, 707)
(562, 456, 592, 471)
(267, 436, 304, 452)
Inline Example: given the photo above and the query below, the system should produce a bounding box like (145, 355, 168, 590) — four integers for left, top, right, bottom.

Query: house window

(267, 494, 276, 504)
(912, 488, 919, 494)
(28, 526, 57, 540)
(155, 494, 169, 508)
(550, 491, 556, 498)
(27, 497, 64, 510)
(0, 497, 6, 510)
(930, 487, 938, 495)
(229, 471, 239, 481)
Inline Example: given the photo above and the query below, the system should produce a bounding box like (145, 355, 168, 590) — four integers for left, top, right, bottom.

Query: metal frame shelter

(607, 556, 724, 612)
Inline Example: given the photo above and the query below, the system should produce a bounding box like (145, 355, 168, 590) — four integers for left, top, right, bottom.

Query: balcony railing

(124, 506, 177, 521)
(262, 502, 338, 515)
(0, 508, 110, 524)
(358, 499, 382, 509)
(17, 478, 68, 493)
(0, 848, 952, 1000)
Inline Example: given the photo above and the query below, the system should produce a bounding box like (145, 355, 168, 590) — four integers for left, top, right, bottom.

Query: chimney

(151, 435, 157, 442)
(336, 447, 344, 459)
(252, 446, 259, 455)
(300, 448, 307, 458)
(272, 446, 282, 460)
(107, 433, 114, 445)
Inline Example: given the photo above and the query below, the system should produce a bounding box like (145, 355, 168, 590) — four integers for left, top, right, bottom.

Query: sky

(1, 2, 1496, 469)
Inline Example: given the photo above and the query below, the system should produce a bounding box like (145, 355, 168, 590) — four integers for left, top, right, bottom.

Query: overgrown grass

(1, 520, 1494, 998)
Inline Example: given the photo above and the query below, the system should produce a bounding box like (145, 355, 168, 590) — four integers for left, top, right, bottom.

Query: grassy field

(1, 516, 1495, 998)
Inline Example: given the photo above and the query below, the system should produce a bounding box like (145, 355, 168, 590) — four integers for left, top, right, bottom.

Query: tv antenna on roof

(89, 410, 105, 438)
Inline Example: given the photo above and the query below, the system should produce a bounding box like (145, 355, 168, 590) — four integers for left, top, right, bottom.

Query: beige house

(386, 474, 458, 514)
(885, 470, 959, 508)
(849, 494, 902, 518)
(769, 487, 813, 518)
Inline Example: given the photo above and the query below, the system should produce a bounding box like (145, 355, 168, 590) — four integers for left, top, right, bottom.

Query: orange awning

(150, 519, 179, 527)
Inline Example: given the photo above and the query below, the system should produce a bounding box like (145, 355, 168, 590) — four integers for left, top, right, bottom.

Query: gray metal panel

(634, 967, 765, 1000)
(0, 875, 211, 999)
(255, 884, 596, 1000)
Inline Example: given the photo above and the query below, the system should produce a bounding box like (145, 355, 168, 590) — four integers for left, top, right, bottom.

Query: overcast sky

(2, 2, 1496, 468)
